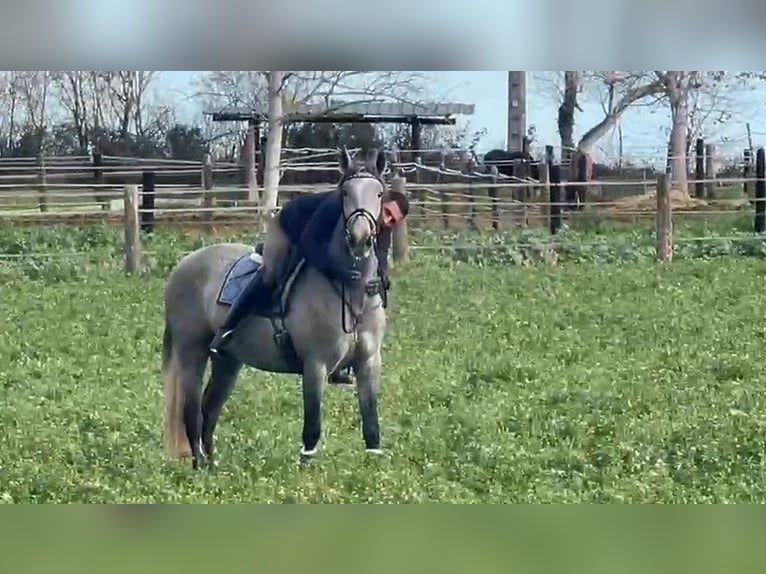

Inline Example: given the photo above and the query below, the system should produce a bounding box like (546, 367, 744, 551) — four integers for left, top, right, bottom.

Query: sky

(158, 71, 766, 167)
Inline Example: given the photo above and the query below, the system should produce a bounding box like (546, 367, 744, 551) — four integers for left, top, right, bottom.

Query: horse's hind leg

(178, 347, 210, 470)
(201, 354, 242, 465)
(354, 351, 383, 454)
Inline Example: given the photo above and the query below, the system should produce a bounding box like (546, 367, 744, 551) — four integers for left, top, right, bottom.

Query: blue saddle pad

(217, 253, 262, 306)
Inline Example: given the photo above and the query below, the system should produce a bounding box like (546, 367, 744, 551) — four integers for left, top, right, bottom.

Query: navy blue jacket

(279, 190, 344, 281)
(278, 190, 337, 245)
(279, 189, 391, 283)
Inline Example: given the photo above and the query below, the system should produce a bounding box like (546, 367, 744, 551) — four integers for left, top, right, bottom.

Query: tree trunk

(261, 71, 284, 211)
(667, 74, 689, 195)
(558, 71, 579, 164)
(8, 81, 16, 152)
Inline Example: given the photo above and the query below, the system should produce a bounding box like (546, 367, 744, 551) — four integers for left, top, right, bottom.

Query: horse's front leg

(354, 349, 383, 454)
(300, 360, 327, 461)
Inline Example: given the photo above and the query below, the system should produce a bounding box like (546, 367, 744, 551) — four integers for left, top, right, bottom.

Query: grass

(1, 224, 766, 503)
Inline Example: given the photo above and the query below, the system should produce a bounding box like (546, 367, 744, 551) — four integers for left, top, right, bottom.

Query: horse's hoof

(299, 446, 319, 464)
(191, 454, 213, 470)
(365, 448, 385, 456)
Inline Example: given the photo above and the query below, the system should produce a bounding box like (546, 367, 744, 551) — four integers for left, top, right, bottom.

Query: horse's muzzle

(345, 209, 377, 257)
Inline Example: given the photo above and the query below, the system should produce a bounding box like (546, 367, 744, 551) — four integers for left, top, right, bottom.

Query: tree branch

(577, 78, 664, 153)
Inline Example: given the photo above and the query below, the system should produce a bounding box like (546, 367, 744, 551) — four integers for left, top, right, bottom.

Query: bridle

(335, 169, 387, 334)
(339, 170, 385, 261)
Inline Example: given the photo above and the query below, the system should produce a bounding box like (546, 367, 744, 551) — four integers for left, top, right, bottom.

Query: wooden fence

(0, 142, 760, 241)
(115, 150, 766, 274)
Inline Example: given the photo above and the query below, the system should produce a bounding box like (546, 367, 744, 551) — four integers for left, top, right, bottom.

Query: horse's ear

(339, 146, 353, 172)
(374, 148, 387, 176)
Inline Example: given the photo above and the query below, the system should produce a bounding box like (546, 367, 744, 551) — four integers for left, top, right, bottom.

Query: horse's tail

(162, 318, 192, 459)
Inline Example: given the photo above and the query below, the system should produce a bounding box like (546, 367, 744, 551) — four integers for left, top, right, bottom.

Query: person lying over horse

(242, 184, 409, 386)
(210, 147, 409, 360)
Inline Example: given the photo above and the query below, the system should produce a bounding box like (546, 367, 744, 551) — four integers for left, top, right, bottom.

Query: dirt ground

(603, 187, 709, 212)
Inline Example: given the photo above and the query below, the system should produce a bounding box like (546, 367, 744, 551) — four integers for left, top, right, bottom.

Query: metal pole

(507, 71, 527, 152)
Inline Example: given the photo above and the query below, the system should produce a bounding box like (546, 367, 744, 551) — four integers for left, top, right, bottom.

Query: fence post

(391, 176, 409, 265)
(655, 174, 673, 262)
(694, 138, 705, 199)
(549, 163, 562, 235)
(243, 122, 257, 203)
(564, 162, 577, 213)
(438, 152, 450, 230)
(141, 171, 156, 234)
(124, 185, 141, 274)
(488, 165, 500, 230)
(93, 152, 106, 210)
(539, 161, 550, 229)
(754, 147, 766, 233)
(545, 145, 555, 166)
(704, 143, 716, 199)
(576, 153, 590, 210)
(202, 153, 214, 221)
(414, 155, 426, 221)
(464, 157, 477, 230)
(36, 154, 48, 213)
(744, 148, 752, 201)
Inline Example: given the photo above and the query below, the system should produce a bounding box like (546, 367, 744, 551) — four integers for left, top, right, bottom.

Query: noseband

(339, 171, 385, 258)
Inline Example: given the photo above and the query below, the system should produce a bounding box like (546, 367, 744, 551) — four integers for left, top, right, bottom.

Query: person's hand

(380, 271, 391, 291)
(365, 278, 382, 296)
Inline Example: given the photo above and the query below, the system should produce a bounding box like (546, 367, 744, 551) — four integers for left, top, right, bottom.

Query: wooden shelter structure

(204, 101, 475, 185)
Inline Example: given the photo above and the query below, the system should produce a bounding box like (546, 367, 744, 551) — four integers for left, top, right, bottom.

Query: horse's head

(337, 147, 387, 259)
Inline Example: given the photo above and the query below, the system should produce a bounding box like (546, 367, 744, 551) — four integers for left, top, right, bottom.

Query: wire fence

(0, 186, 753, 227)
(0, 145, 763, 263)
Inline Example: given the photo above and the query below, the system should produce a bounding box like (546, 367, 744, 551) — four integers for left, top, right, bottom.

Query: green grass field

(1, 223, 766, 503)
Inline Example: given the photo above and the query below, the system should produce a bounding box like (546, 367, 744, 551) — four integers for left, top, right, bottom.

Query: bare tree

(262, 71, 285, 210)
(192, 71, 270, 158)
(193, 70, 429, 203)
(533, 71, 666, 157)
(281, 71, 429, 111)
(557, 71, 581, 162)
(658, 72, 695, 192)
(686, 80, 726, 152)
(53, 71, 90, 150)
(534, 70, 750, 193)
(86, 72, 110, 138)
(107, 71, 168, 138)
(13, 71, 56, 154)
(576, 73, 667, 154)
(652, 71, 737, 194)
(51, 71, 169, 152)
(0, 72, 24, 153)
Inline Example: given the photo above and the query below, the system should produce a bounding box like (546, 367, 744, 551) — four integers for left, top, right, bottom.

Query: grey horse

(162, 148, 389, 469)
